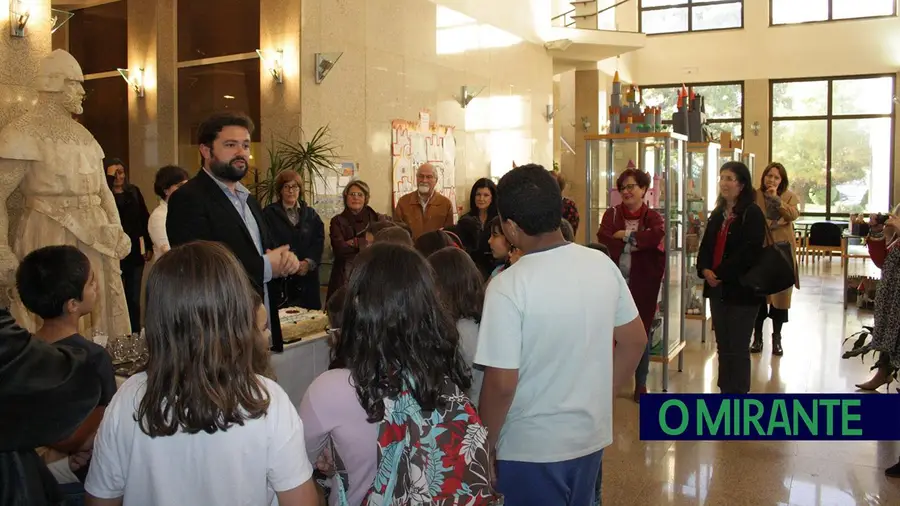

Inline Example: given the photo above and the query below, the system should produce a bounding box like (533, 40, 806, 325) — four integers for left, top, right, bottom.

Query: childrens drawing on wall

(391, 112, 458, 221)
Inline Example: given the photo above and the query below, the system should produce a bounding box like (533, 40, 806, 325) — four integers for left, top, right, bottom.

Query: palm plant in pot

(251, 126, 341, 206)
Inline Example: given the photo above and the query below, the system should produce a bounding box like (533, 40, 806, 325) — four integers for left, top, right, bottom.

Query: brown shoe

(856, 366, 892, 391)
(633, 385, 648, 403)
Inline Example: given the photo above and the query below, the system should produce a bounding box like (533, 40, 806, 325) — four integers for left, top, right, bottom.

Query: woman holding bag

(697, 161, 766, 394)
(751, 162, 800, 356)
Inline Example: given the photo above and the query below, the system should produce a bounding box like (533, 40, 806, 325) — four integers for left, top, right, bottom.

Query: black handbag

(740, 218, 797, 296)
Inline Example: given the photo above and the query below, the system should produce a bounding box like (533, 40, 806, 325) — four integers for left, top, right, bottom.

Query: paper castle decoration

(672, 84, 709, 143)
(608, 71, 663, 134)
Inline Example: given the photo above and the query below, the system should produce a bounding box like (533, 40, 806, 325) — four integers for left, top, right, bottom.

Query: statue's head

(35, 50, 86, 115)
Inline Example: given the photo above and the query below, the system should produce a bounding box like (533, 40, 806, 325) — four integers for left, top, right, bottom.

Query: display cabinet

(684, 142, 719, 343)
(742, 152, 756, 175)
(584, 132, 687, 391)
(720, 147, 742, 168)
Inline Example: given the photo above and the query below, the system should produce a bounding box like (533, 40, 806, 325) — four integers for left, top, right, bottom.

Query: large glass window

(57, 0, 129, 165)
(176, 0, 261, 182)
(771, 0, 895, 25)
(177, 0, 260, 62)
(640, 0, 743, 34)
(770, 75, 895, 218)
(640, 82, 744, 139)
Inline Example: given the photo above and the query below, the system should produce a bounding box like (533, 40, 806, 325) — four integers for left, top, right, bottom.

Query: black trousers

(709, 287, 759, 394)
(121, 263, 144, 333)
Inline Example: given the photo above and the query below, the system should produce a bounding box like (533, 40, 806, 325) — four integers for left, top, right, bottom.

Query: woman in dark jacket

(462, 178, 498, 279)
(263, 171, 325, 310)
(597, 168, 665, 402)
(326, 180, 386, 300)
(697, 161, 766, 394)
(105, 158, 151, 332)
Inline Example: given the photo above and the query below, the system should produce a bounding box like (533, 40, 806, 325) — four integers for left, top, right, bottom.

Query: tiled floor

(604, 259, 900, 505)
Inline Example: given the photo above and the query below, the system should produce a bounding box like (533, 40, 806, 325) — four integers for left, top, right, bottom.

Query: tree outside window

(770, 76, 895, 218)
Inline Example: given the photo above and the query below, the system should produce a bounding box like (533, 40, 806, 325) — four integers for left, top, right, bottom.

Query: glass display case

(720, 147, 742, 168)
(684, 142, 720, 344)
(584, 132, 687, 391)
(742, 152, 756, 175)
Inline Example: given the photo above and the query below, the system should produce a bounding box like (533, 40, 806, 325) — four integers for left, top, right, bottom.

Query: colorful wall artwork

(391, 112, 457, 220)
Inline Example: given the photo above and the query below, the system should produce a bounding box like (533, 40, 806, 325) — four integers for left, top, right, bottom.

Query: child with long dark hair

(428, 246, 486, 405)
(85, 241, 318, 506)
(300, 243, 496, 504)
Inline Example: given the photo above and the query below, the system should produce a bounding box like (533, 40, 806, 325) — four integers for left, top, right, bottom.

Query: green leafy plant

(250, 126, 341, 206)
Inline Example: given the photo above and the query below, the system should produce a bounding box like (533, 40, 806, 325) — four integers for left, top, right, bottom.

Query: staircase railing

(550, 0, 634, 30)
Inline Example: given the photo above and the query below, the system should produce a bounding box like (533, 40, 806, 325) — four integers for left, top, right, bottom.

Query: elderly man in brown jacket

(393, 163, 455, 240)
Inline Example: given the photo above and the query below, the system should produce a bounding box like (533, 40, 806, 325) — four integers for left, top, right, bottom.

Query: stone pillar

(127, 0, 177, 203)
(572, 69, 600, 242)
(259, 0, 302, 168)
(743, 79, 769, 181)
(0, 0, 51, 286)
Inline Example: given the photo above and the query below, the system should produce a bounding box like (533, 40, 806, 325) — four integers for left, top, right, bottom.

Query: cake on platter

(278, 307, 328, 343)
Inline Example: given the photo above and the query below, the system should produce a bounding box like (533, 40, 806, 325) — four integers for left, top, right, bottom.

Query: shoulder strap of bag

(742, 205, 775, 245)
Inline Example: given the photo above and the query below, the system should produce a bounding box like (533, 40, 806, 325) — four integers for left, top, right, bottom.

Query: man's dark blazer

(166, 169, 286, 351)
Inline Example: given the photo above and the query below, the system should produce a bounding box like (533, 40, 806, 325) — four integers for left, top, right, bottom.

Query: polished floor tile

(604, 261, 900, 505)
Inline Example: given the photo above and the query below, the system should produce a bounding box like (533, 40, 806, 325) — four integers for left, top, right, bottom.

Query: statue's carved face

(61, 78, 85, 115)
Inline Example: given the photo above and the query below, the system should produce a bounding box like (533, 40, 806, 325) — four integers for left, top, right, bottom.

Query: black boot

(772, 334, 783, 356)
(750, 331, 763, 354)
(886, 457, 900, 478)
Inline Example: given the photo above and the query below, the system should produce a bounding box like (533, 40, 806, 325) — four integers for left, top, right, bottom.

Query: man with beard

(166, 112, 300, 351)
(393, 163, 455, 240)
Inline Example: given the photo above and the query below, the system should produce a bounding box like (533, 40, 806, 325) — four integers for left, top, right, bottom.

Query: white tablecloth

(115, 332, 331, 407)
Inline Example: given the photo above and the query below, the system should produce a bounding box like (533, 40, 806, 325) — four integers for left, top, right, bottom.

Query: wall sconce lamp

(257, 49, 284, 84)
(51, 9, 74, 34)
(117, 68, 145, 98)
(455, 85, 485, 108)
(544, 105, 558, 122)
(9, 0, 31, 37)
(750, 121, 761, 136)
(315, 52, 343, 84)
(581, 116, 592, 132)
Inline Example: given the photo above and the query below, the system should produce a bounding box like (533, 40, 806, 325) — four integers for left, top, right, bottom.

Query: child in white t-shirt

(85, 241, 318, 506)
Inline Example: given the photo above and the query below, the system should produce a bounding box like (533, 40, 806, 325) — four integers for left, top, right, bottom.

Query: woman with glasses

(326, 180, 388, 300)
(597, 168, 665, 402)
(752, 162, 800, 356)
(697, 162, 766, 394)
(264, 171, 325, 310)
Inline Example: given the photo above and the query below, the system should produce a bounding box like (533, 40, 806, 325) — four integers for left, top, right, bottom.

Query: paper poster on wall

(391, 112, 457, 221)
(313, 161, 358, 221)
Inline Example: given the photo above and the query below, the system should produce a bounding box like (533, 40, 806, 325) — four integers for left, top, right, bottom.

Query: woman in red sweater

(597, 168, 665, 402)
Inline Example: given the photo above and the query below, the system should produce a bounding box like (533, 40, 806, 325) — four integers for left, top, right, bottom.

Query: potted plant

(251, 126, 341, 206)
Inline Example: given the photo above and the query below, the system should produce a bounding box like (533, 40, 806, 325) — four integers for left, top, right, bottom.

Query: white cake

(278, 307, 328, 342)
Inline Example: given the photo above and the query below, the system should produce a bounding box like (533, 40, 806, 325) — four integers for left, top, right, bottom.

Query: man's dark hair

(197, 112, 255, 148)
(153, 165, 190, 199)
(497, 163, 562, 236)
(16, 245, 91, 319)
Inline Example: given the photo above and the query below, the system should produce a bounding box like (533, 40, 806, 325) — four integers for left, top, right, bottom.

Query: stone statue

(0, 49, 131, 336)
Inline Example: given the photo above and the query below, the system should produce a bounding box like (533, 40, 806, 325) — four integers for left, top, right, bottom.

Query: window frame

(638, 0, 744, 35)
(768, 73, 897, 219)
(769, 0, 897, 26)
(638, 80, 745, 139)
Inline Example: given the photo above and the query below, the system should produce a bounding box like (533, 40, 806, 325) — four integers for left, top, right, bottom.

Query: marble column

(259, 0, 302, 169)
(573, 69, 600, 242)
(127, 0, 177, 202)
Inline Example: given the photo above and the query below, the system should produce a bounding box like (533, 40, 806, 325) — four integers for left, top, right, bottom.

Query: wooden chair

(806, 222, 843, 266)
